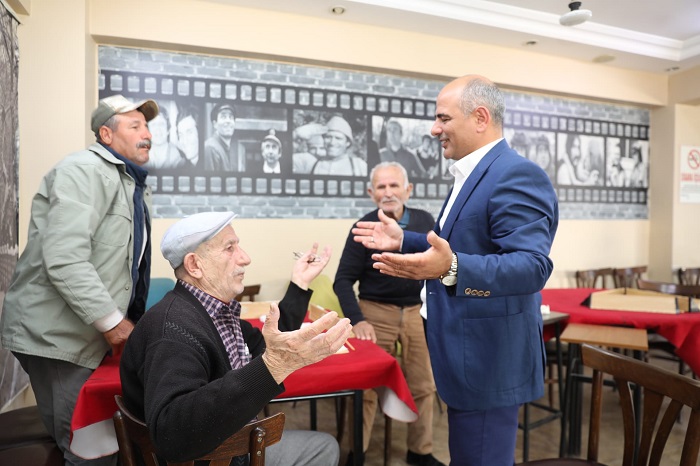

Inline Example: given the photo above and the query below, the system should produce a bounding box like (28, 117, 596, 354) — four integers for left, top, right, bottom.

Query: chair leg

(384, 414, 392, 466)
(335, 398, 346, 443)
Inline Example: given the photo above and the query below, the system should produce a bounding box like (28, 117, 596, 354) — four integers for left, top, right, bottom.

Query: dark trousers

(446, 404, 519, 466)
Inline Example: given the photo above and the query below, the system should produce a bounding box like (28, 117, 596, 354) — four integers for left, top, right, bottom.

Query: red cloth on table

(541, 287, 700, 375)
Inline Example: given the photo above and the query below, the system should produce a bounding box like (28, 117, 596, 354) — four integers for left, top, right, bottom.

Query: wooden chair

(146, 277, 176, 310)
(113, 395, 285, 466)
(677, 267, 700, 285)
(612, 266, 647, 288)
(235, 284, 261, 302)
(557, 323, 648, 459)
(518, 343, 700, 466)
(636, 279, 699, 379)
(636, 278, 700, 299)
(575, 268, 614, 288)
(0, 405, 62, 466)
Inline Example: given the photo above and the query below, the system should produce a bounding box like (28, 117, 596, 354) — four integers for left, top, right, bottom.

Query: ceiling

(207, 0, 700, 74)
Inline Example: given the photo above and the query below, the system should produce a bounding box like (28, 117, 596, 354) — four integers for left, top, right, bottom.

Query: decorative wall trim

(98, 46, 650, 220)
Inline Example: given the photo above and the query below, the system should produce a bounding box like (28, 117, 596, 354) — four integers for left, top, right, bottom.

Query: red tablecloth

(70, 337, 417, 459)
(541, 288, 700, 375)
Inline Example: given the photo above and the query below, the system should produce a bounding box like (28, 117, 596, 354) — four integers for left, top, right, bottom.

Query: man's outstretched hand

(261, 302, 352, 384)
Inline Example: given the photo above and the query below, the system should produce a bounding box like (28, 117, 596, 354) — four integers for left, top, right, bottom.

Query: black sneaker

(406, 450, 447, 466)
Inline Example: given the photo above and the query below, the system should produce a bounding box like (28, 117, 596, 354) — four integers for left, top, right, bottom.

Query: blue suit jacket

(403, 139, 559, 411)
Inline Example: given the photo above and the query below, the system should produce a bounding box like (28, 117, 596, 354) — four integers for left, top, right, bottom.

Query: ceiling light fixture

(592, 54, 615, 64)
(330, 6, 346, 15)
(559, 1, 592, 26)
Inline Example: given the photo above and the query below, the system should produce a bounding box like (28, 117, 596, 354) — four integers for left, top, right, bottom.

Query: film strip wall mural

(98, 46, 650, 220)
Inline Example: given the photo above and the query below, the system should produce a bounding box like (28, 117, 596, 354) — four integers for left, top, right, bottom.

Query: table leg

(632, 349, 643, 465)
(310, 399, 317, 431)
(563, 343, 582, 456)
(554, 321, 565, 457)
(353, 390, 364, 466)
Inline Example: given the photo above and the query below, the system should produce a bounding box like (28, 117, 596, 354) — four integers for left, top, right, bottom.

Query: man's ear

(182, 252, 203, 279)
(473, 106, 491, 131)
(98, 126, 113, 144)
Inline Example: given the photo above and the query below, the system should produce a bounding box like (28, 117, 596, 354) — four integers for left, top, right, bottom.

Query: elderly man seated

(119, 211, 352, 465)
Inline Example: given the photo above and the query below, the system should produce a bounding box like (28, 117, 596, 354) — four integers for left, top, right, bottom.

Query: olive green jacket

(1, 143, 151, 369)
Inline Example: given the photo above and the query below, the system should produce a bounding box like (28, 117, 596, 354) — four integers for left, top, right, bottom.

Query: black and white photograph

(292, 110, 368, 177)
(556, 133, 605, 187)
(372, 116, 440, 180)
(504, 128, 556, 181)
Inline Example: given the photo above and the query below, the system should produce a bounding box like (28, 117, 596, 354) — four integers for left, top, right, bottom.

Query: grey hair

(368, 161, 410, 190)
(459, 77, 505, 127)
(96, 114, 120, 143)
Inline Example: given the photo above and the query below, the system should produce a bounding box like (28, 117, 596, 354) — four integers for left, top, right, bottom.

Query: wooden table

(541, 288, 700, 374)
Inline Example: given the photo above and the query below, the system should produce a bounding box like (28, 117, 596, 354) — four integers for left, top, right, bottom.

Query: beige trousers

(350, 300, 437, 454)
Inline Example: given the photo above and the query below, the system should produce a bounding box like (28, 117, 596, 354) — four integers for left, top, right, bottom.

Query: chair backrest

(113, 395, 285, 466)
(236, 284, 261, 302)
(575, 267, 614, 288)
(580, 344, 700, 466)
(637, 278, 700, 299)
(146, 277, 176, 310)
(678, 267, 700, 286)
(612, 266, 647, 288)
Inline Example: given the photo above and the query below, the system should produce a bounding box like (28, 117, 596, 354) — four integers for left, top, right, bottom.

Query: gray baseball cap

(161, 211, 238, 269)
(91, 94, 159, 135)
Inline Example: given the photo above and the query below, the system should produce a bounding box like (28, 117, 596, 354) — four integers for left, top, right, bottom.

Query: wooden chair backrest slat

(612, 266, 647, 288)
(581, 344, 700, 466)
(575, 267, 614, 288)
(113, 395, 284, 466)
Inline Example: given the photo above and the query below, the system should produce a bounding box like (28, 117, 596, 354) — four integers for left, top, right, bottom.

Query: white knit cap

(161, 211, 237, 268)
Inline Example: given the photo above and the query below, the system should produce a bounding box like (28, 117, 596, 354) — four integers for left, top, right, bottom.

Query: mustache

(137, 139, 152, 149)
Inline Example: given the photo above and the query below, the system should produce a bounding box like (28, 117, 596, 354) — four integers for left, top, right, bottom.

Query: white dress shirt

(420, 138, 504, 319)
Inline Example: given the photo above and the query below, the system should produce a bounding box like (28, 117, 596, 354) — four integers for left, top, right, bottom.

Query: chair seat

(0, 405, 54, 450)
(0, 442, 62, 466)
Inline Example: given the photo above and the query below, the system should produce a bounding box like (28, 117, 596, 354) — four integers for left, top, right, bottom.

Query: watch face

(441, 275, 457, 286)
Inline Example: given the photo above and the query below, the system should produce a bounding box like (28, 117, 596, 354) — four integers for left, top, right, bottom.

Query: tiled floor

(268, 354, 695, 465)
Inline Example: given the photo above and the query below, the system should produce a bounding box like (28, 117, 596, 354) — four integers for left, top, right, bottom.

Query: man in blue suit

(352, 75, 558, 465)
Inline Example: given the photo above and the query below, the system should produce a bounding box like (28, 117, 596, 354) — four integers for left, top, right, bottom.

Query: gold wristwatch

(440, 252, 458, 286)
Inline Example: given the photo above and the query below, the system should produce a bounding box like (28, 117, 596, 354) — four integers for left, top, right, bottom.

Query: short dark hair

(210, 102, 236, 122)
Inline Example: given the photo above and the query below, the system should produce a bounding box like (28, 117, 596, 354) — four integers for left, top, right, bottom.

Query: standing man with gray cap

(1, 94, 159, 466)
(120, 211, 352, 465)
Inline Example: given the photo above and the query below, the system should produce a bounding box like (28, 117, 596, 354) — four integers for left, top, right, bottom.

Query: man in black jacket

(120, 211, 351, 465)
(334, 162, 444, 466)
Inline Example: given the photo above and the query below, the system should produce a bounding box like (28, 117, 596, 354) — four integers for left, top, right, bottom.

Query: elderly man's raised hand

(261, 302, 352, 384)
(352, 209, 403, 251)
(291, 242, 332, 290)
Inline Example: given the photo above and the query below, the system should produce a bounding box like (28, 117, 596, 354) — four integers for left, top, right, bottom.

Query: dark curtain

(0, 1, 26, 408)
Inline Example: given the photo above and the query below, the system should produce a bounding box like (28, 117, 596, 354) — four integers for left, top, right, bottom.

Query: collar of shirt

(439, 138, 504, 231)
(448, 138, 504, 184)
(263, 162, 281, 173)
(179, 280, 240, 320)
(397, 207, 411, 230)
